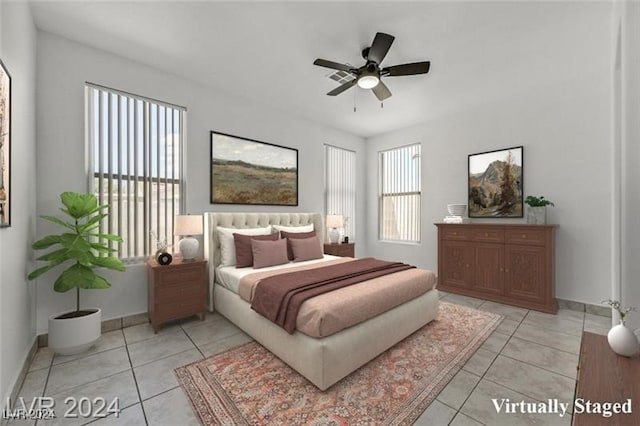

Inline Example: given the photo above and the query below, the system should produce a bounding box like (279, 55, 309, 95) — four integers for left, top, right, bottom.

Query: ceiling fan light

(357, 75, 379, 89)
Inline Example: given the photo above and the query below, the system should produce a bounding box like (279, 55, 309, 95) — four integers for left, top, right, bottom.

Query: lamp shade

(175, 215, 203, 236)
(326, 214, 344, 229)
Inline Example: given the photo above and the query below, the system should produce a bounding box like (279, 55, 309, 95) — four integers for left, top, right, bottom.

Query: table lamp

(326, 214, 344, 244)
(175, 214, 203, 261)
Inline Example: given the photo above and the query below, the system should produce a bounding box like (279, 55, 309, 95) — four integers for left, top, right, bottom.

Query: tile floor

(11, 293, 612, 426)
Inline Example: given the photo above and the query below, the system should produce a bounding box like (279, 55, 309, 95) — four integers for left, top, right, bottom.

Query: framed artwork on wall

(210, 131, 298, 206)
(0, 59, 11, 228)
(468, 146, 523, 218)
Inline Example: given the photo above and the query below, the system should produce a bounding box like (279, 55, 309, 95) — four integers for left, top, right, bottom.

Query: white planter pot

(48, 308, 101, 355)
(526, 206, 547, 224)
(607, 321, 640, 357)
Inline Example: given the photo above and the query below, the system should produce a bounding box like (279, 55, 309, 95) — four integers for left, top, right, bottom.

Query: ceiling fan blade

(382, 61, 431, 76)
(367, 32, 395, 64)
(372, 80, 392, 101)
(313, 58, 354, 73)
(327, 79, 357, 96)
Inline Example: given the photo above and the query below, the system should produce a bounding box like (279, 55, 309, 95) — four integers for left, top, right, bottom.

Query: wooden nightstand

(147, 258, 208, 333)
(324, 242, 355, 257)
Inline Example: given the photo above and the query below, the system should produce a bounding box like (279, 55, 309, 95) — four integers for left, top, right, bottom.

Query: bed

(203, 212, 439, 390)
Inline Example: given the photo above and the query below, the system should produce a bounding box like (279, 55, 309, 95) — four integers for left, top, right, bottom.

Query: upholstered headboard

(203, 212, 324, 310)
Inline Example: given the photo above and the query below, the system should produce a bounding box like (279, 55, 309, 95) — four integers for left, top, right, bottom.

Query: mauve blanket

(251, 257, 415, 334)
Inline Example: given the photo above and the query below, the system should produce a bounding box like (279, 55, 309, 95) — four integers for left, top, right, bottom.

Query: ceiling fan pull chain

(353, 86, 357, 112)
(381, 102, 384, 109)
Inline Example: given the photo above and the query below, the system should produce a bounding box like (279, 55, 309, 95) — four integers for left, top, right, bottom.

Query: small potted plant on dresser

(525, 195, 554, 224)
(28, 192, 125, 355)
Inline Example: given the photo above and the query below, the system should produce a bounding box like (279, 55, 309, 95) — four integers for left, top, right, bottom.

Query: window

(324, 145, 356, 240)
(86, 83, 185, 260)
(379, 143, 421, 242)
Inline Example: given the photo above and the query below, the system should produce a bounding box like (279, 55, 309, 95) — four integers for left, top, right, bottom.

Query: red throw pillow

(251, 238, 289, 269)
(233, 232, 279, 268)
(280, 230, 316, 260)
(290, 236, 323, 262)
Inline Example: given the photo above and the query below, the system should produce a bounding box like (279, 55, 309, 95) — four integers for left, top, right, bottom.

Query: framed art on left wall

(0, 59, 11, 228)
(210, 131, 298, 206)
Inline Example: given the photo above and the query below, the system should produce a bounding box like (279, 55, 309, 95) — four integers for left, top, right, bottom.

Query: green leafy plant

(28, 192, 126, 314)
(524, 195, 555, 207)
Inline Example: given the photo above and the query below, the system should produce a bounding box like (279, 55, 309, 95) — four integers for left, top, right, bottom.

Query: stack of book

(443, 216, 465, 224)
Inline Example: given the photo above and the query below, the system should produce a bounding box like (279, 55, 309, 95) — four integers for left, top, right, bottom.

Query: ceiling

(28, 1, 603, 138)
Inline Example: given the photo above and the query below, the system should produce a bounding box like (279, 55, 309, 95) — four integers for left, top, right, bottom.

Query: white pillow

(217, 226, 272, 266)
(272, 223, 314, 233)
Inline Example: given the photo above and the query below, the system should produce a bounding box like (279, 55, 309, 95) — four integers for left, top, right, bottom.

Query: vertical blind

(86, 83, 185, 260)
(379, 143, 421, 242)
(324, 145, 356, 240)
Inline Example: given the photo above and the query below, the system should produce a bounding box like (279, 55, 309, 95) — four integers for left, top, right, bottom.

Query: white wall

(621, 1, 640, 332)
(35, 32, 365, 334)
(364, 2, 614, 306)
(0, 0, 38, 405)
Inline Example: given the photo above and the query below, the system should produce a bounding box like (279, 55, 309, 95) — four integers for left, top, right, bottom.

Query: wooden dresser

(147, 258, 208, 332)
(574, 332, 639, 425)
(435, 223, 557, 313)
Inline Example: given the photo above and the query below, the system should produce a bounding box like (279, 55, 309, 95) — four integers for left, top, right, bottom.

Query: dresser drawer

(441, 227, 470, 241)
(154, 301, 205, 323)
(156, 266, 203, 285)
(156, 281, 203, 303)
(471, 229, 504, 243)
(505, 229, 545, 246)
(324, 243, 355, 257)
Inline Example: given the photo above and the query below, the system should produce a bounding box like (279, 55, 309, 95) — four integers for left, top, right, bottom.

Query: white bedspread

(215, 255, 341, 294)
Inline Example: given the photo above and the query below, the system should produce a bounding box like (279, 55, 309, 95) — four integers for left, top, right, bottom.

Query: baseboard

(557, 298, 612, 317)
(37, 312, 149, 348)
(1, 337, 38, 426)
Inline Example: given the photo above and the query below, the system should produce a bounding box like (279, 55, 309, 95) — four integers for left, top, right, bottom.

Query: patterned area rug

(175, 302, 501, 425)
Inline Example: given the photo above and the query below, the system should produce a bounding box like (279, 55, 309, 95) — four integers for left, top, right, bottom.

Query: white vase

(526, 206, 547, 224)
(607, 321, 640, 357)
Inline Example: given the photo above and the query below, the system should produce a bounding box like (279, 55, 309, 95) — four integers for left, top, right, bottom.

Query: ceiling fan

(313, 32, 431, 101)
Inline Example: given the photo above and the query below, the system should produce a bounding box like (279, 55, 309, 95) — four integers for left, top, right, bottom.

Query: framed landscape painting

(210, 131, 298, 206)
(0, 59, 10, 228)
(468, 146, 523, 218)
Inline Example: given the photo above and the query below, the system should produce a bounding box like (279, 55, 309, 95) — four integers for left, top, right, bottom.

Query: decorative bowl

(447, 204, 467, 217)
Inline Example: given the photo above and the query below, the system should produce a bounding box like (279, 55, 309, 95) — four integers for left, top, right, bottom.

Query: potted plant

(28, 192, 125, 355)
(524, 195, 554, 224)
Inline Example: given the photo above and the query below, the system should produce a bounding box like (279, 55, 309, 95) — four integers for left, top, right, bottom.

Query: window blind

(379, 143, 421, 242)
(86, 83, 185, 260)
(324, 145, 356, 241)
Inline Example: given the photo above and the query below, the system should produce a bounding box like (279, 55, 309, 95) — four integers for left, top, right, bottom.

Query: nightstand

(323, 242, 355, 257)
(147, 258, 208, 333)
